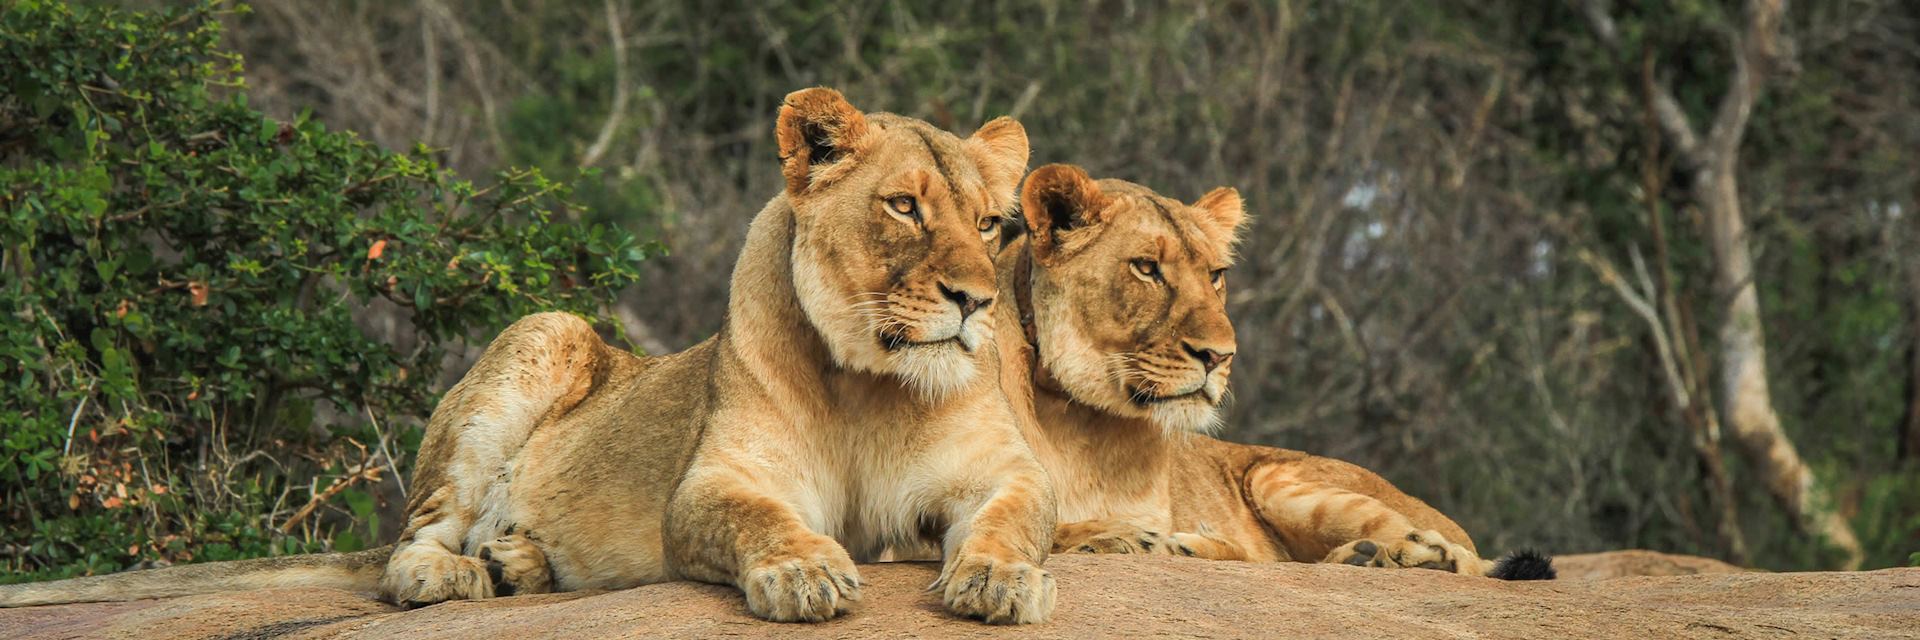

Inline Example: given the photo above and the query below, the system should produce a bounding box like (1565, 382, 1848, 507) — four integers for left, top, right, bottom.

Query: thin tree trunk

(1698, 165, 1861, 569)
(1586, 0, 1864, 569)
(1638, 50, 1748, 563)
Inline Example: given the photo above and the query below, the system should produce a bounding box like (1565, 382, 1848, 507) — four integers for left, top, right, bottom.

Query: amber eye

(1210, 269, 1228, 290)
(885, 195, 921, 223)
(977, 215, 1002, 240)
(1129, 259, 1162, 281)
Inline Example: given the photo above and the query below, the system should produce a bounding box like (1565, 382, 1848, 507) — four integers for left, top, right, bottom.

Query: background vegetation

(3, 0, 1915, 577)
(1, 0, 646, 581)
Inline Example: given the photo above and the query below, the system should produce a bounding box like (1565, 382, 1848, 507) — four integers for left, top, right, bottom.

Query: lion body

(332, 92, 1062, 623)
(996, 166, 1505, 576)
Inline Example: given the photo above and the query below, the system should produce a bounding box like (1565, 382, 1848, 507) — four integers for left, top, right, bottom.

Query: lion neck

(1000, 247, 1176, 520)
(721, 194, 967, 420)
(718, 194, 864, 417)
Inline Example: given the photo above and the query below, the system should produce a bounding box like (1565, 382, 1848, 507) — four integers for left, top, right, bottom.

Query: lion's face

(777, 88, 1029, 399)
(1020, 165, 1246, 433)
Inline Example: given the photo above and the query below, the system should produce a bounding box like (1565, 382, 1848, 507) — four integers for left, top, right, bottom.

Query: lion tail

(1486, 548, 1557, 581)
(0, 545, 392, 608)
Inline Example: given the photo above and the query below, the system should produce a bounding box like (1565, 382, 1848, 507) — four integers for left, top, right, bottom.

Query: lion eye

(1129, 259, 1162, 282)
(1210, 269, 1227, 289)
(977, 215, 1002, 240)
(884, 195, 921, 223)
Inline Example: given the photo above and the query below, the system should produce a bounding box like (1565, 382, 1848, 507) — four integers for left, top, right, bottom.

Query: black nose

(1182, 342, 1234, 373)
(938, 282, 993, 320)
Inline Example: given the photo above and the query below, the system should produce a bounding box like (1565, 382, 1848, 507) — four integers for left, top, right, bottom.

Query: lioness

(0, 88, 1060, 623)
(996, 164, 1550, 578)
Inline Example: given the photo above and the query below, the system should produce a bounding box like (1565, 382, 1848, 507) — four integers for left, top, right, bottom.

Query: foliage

(0, 0, 648, 580)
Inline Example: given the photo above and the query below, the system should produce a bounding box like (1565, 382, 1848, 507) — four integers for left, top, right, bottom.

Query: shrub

(0, 0, 648, 580)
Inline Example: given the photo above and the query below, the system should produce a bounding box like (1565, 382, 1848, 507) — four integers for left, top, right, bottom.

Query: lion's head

(1018, 164, 1247, 433)
(777, 88, 1029, 399)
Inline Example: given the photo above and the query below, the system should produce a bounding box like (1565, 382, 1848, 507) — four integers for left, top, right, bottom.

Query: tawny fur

(989, 164, 1499, 576)
(0, 88, 1060, 623)
(370, 89, 1060, 623)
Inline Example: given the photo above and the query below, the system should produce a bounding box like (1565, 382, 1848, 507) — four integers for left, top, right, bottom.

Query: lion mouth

(1127, 385, 1213, 406)
(879, 330, 969, 353)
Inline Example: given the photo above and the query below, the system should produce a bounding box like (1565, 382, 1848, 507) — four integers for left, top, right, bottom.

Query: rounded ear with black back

(775, 87, 870, 195)
(1019, 164, 1109, 264)
(1190, 186, 1249, 256)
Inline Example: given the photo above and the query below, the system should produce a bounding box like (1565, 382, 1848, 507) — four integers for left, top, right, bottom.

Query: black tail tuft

(1489, 549, 1556, 581)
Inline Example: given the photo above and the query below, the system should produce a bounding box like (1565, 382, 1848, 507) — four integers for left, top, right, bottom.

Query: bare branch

(1578, 248, 1689, 409)
(1581, 0, 1708, 167)
(580, 0, 631, 168)
(1705, 0, 1786, 161)
(420, 11, 440, 142)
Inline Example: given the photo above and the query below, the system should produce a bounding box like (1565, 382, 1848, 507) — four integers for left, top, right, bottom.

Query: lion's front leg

(664, 458, 861, 623)
(933, 458, 1057, 625)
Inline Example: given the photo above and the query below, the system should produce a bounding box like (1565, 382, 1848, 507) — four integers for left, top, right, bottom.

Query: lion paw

(1055, 520, 1191, 556)
(1163, 532, 1210, 557)
(740, 536, 862, 622)
(1324, 530, 1483, 575)
(479, 533, 552, 597)
(386, 547, 493, 608)
(934, 553, 1055, 624)
(1066, 529, 1188, 556)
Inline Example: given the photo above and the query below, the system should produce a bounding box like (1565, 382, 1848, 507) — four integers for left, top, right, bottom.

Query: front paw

(935, 554, 1056, 624)
(740, 536, 862, 622)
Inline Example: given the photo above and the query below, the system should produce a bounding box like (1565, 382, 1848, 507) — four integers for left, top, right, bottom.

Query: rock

(1553, 549, 1750, 580)
(1, 555, 1913, 639)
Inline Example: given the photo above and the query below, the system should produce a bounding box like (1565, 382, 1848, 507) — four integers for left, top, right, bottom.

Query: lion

(0, 88, 1062, 624)
(992, 164, 1551, 579)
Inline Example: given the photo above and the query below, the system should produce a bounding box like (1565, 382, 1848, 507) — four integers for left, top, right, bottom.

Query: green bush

(0, 0, 648, 580)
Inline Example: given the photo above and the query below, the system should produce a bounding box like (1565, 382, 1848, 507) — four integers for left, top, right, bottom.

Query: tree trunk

(1587, 0, 1864, 569)
(1695, 163, 1864, 570)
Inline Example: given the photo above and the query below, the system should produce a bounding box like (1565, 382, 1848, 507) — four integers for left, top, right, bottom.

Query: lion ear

(1190, 186, 1248, 250)
(776, 87, 870, 195)
(964, 117, 1029, 211)
(1020, 164, 1109, 262)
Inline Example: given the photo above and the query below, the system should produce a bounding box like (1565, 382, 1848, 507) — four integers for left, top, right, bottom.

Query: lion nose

(1182, 341, 1235, 373)
(938, 282, 993, 320)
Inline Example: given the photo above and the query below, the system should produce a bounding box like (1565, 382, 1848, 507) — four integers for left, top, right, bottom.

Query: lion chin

(1147, 398, 1223, 435)
(887, 341, 979, 400)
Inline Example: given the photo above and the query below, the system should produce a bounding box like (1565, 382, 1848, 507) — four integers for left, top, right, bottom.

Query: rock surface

(2, 554, 1913, 639)
(1553, 549, 1749, 580)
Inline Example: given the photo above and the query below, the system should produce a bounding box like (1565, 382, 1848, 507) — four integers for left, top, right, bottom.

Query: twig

(365, 405, 407, 501)
(62, 386, 94, 457)
(1576, 247, 1689, 408)
(278, 449, 382, 534)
